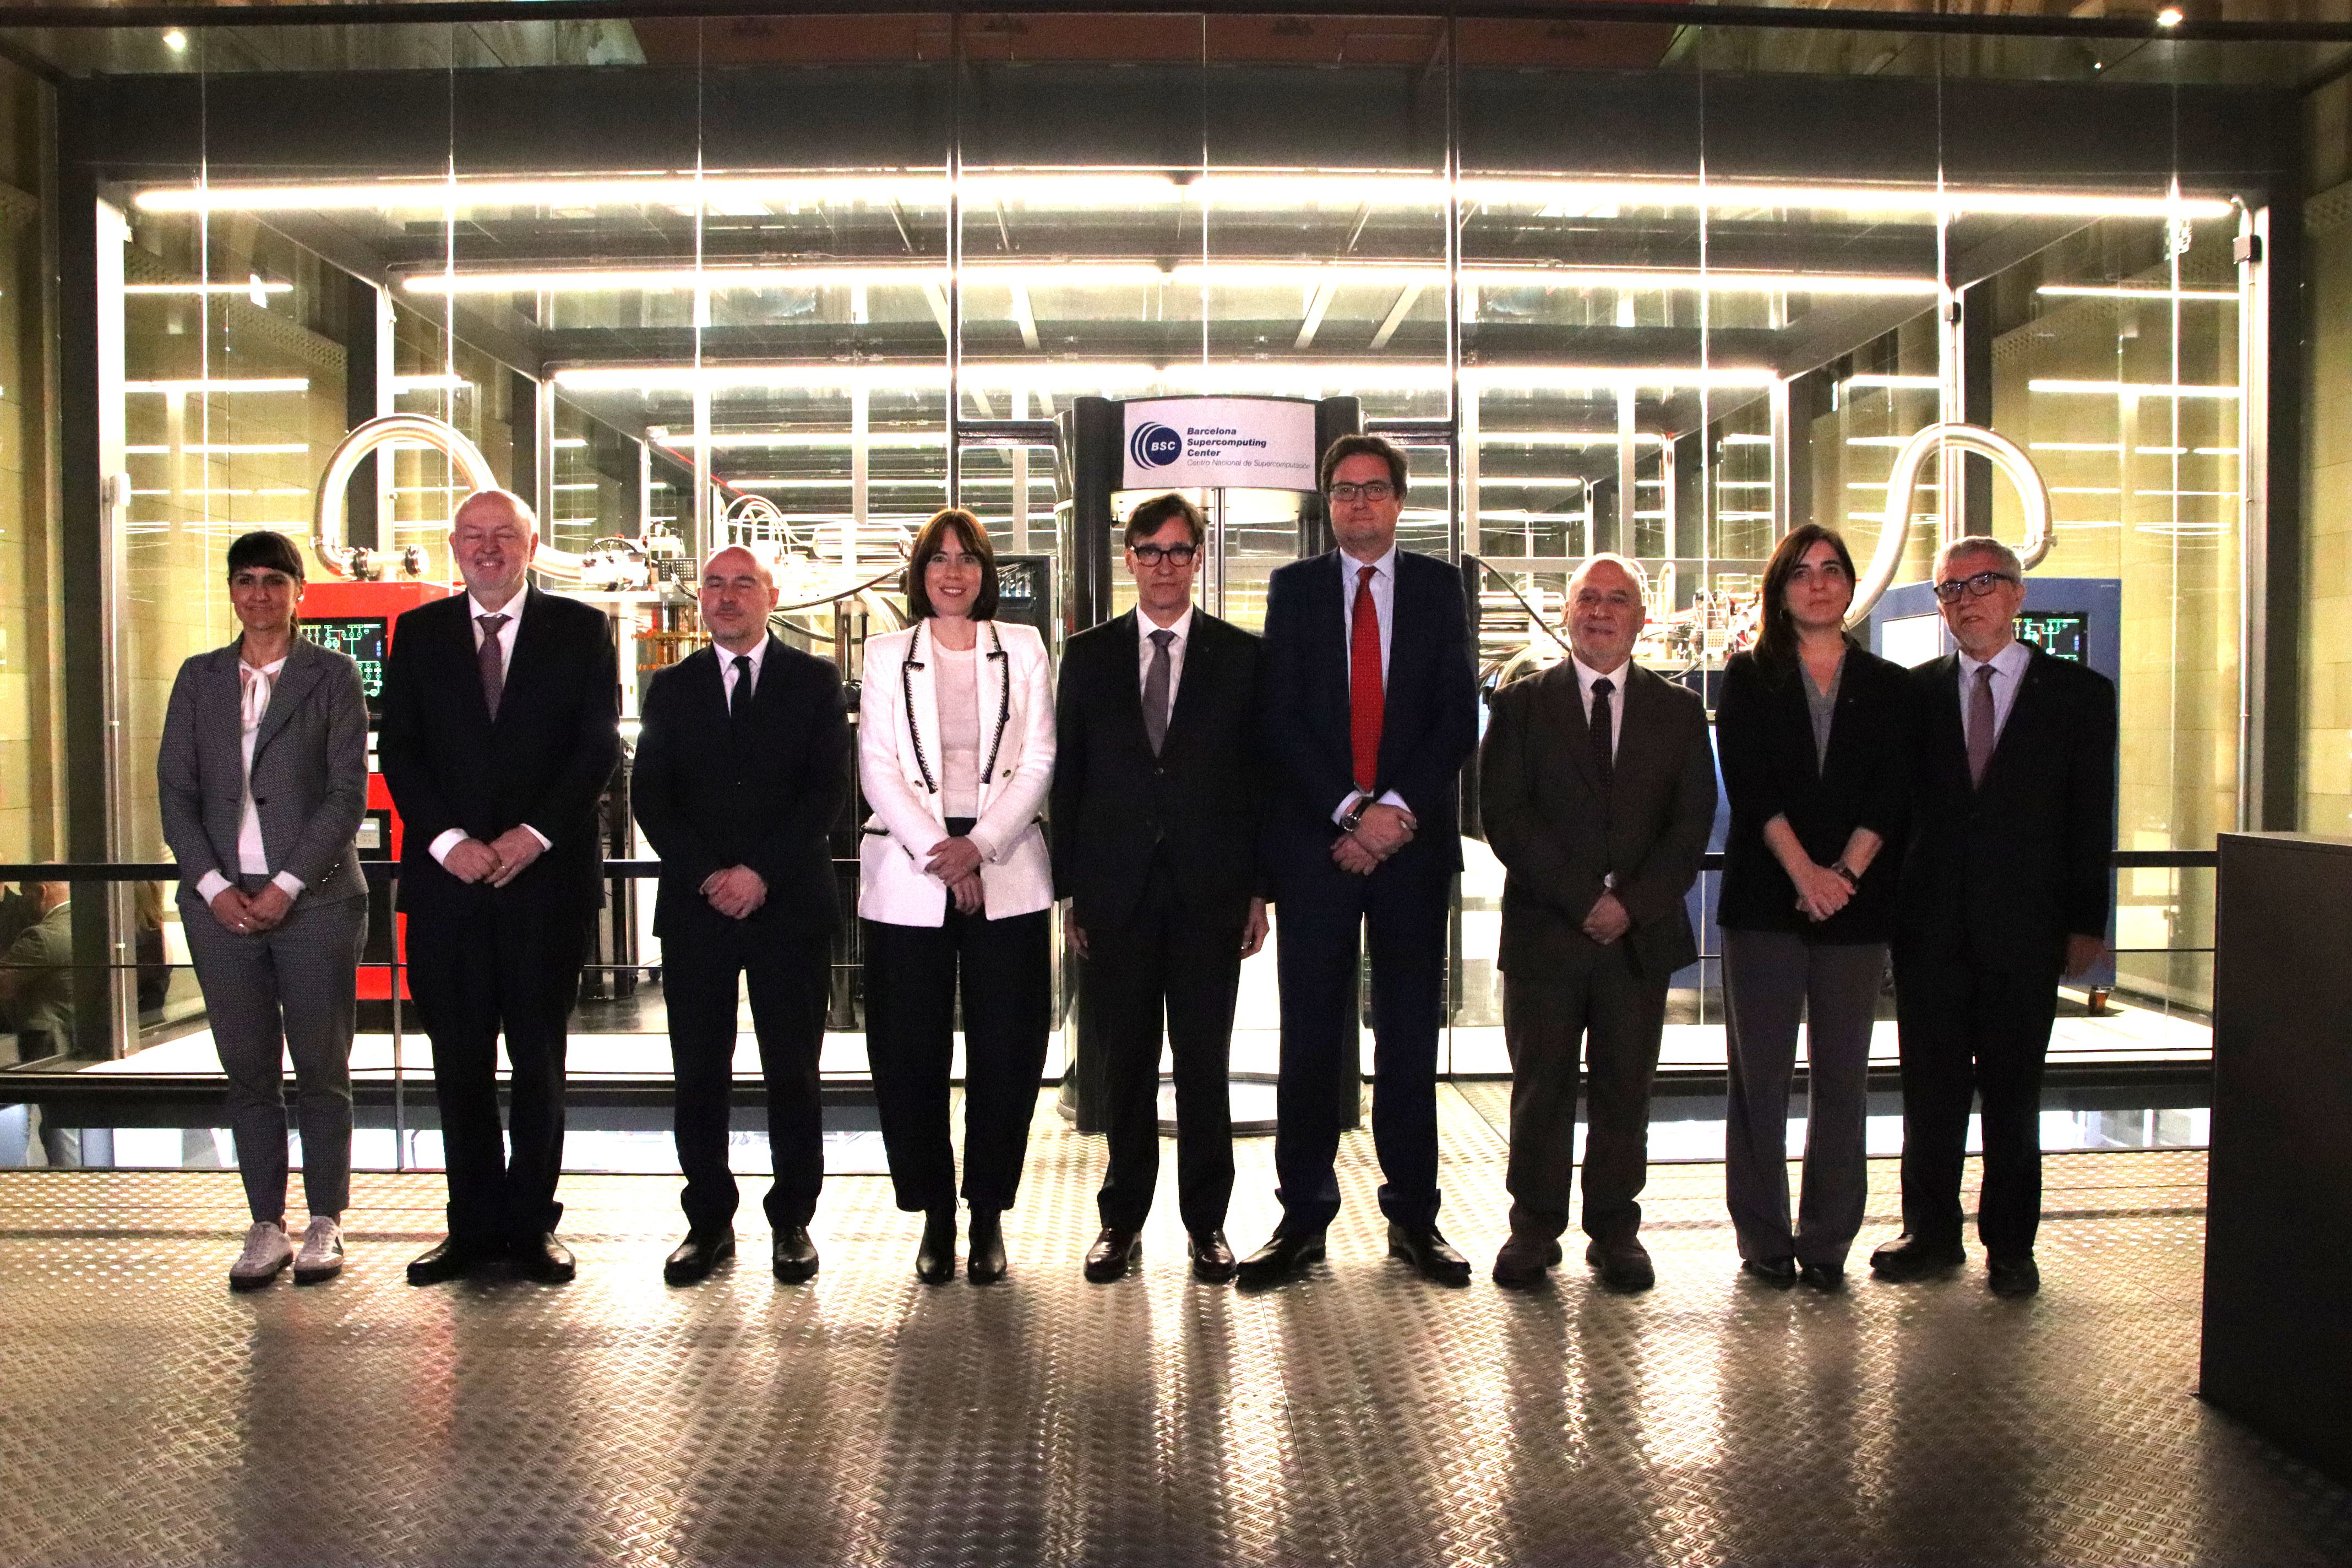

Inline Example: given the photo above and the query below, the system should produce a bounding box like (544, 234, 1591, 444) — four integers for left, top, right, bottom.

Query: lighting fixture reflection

(124, 377, 309, 394)
(124, 281, 294, 297)
(1842, 374, 1941, 390)
(2028, 378, 2240, 398)
(2037, 284, 2236, 301)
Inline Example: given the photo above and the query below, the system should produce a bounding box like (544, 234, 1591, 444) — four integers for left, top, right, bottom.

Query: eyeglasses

(1131, 542, 1199, 567)
(1932, 569, 2021, 603)
(925, 551, 985, 573)
(1327, 481, 1396, 504)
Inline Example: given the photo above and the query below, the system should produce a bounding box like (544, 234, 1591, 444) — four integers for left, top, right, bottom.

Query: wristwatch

(1340, 794, 1370, 835)
(1828, 861, 1860, 888)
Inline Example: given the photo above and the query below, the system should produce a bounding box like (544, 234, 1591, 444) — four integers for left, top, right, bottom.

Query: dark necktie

(476, 613, 509, 721)
(1349, 565, 1383, 792)
(729, 654, 753, 728)
(1589, 676, 1615, 792)
(1142, 628, 1173, 756)
(1967, 663, 1999, 786)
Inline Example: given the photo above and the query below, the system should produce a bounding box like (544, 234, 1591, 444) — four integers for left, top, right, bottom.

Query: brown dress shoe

(1491, 1232, 1562, 1290)
(1187, 1229, 1237, 1283)
(1083, 1227, 1142, 1283)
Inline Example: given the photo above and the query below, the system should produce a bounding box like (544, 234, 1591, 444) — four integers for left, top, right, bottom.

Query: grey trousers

(1721, 929, 1884, 1270)
(182, 885, 367, 1222)
(1502, 941, 1669, 1245)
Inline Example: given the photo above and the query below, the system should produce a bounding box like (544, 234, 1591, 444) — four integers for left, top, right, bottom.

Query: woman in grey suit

(158, 531, 370, 1289)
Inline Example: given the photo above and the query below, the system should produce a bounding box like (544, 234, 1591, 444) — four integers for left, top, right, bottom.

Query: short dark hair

(1124, 492, 1206, 550)
(904, 508, 999, 621)
(1317, 433, 1408, 496)
(1755, 523, 1859, 666)
(226, 530, 306, 582)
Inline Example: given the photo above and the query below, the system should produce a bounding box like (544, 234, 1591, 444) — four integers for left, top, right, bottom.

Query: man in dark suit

(1053, 493, 1266, 1286)
(633, 545, 850, 1286)
(1479, 555, 1716, 1292)
(379, 488, 621, 1286)
(1871, 536, 2116, 1298)
(1235, 434, 1479, 1290)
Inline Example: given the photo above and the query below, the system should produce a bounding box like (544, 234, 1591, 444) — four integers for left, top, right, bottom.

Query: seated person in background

(134, 880, 172, 1020)
(0, 881, 36, 955)
(0, 882, 75, 1059)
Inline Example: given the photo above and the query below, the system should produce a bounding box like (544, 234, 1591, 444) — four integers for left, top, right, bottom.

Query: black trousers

(1891, 941, 2062, 1259)
(663, 917, 830, 1235)
(862, 905, 1050, 1214)
(1086, 854, 1239, 1234)
(1500, 940, 1669, 1245)
(1271, 856, 1449, 1236)
(405, 895, 588, 1249)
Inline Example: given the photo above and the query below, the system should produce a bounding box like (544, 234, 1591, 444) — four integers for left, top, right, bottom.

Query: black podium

(2204, 832, 2352, 1484)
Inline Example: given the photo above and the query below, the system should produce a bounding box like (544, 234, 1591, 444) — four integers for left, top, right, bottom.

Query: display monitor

(298, 616, 389, 705)
(2015, 611, 2090, 663)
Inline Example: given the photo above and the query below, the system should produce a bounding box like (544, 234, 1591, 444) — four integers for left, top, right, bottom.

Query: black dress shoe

(772, 1226, 819, 1283)
(1491, 1232, 1562, 1290)
(1986, 1254, 2041, 1297)
(914, 1210, 957, 1284)
(1387, 1222, 1473, 1287)
(1586, 1236, 1656, 1293)
(1235, 1231, 1326, 1289)
(1740, 1255, 1798, 1288)
(967, 1209, 1008, 1284)
(1798, 1261, 1846, 1291)
(1869, 1233, 1966, 1282)
(514, 1233, 576, 1284)
(663, 1228, 736, 1286)
(1083, 1227, 1142, 1283)
(1187, 1229, 1237, 1284)
(405, 1237, 486, 1287)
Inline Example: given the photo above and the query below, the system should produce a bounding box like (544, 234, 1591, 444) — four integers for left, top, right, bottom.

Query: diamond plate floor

(1, 1087, 2344, 1567)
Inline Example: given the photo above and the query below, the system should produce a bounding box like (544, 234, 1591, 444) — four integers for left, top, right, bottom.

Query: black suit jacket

(378, 585, 622, 919)
(1896, 644, 2117, 972)
(1714, 645, 1913, 942)
(631, 636, 851, 940)
(1479, 660, 1717, 979)
(1050, 607, 1261, 933)
(1257, 549, 1478, 885)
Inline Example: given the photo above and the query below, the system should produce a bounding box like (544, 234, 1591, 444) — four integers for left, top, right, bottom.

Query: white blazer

(858, 617, 1057, 926)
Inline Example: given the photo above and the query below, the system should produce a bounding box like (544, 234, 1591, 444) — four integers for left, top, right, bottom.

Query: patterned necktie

(476, 613, 509, 721)
(1349, 564, 1383, 792)
(1142, 628, 1174, 756)
(1967, 663, 1999, 786)
(729, 655, 753, 728)
(1589, 676, 1616, 792)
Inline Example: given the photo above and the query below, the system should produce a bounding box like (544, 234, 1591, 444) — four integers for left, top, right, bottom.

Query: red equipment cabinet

(296, 578, 453, 1016)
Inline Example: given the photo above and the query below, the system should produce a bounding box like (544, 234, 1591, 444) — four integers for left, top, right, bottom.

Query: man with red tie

(1235, 435, 1479, 1289)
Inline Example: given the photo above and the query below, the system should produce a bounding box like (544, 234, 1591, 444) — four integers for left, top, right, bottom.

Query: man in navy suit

(379, 489, 620, 1286)
(1235, 434, 1479, 1289)
(633, 545, 850, 1287)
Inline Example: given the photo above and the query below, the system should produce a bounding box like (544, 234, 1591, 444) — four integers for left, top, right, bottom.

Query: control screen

(299, 617, 390, 703)
(2015, 611, 2088, 663)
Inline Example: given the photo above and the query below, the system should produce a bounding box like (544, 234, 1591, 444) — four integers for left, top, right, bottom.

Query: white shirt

(1136, 604, 1194, 707)
(1332, 545, 1410, 825)
(193, 654, 307, 905)
(1958, 638, 2032, 757)
(716, 633, 770, 705)
(428, 590, 553, 868)
(1572, 654, 1630, 762)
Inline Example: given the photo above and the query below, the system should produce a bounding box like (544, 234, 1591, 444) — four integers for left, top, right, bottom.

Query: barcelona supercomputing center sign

(1120, 396, 1321, 492)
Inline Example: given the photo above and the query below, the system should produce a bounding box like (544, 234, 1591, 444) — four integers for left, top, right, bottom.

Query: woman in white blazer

(859, 509, 1057, 1286)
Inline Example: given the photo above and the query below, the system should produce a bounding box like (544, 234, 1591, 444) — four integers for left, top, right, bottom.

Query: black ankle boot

(967, 1208, 1008, 1284)
(915, 1208, 957, 1284)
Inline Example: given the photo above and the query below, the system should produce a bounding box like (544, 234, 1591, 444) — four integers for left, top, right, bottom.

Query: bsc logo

(1130, 422, 1183, 470)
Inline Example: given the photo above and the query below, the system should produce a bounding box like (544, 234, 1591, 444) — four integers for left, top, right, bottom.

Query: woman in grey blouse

(157, 531, 371, 1289)
(1712, 524, 1915, 1289)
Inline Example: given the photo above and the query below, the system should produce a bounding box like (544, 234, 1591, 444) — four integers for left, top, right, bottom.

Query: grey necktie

(476, 613, 510, 721)
(1143, 628, 1174, 756)
(1967, 663, 1999, 786)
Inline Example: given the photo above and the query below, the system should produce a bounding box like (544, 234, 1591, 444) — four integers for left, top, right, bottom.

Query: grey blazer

(157, 635, 371, 907)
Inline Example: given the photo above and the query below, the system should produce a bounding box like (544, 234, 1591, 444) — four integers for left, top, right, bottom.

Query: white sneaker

(292, 1217, 345, 1285)
(229, 1221, 292, 1291)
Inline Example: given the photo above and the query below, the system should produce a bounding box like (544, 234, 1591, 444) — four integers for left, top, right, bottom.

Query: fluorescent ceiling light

(2028, 378, 2240, 398)
(125, 442, 309, 455)
(2037, 284, 2237, 301)
(124, 281, 294, 296)
(1461, 365, 1778, 390)
(1477, 430, 1667, 446)
(1476, 269, 1940, 297)
(1842, 374, 1941, 390)
(134, 173, 951, 215)
(1459, 177, 2234, 221)
(124, 377, 309, 394)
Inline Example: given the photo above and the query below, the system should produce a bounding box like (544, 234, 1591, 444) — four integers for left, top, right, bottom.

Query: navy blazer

(378, 585, 622, 919)
(1256, 548, 1478, 885)
(1895, 643, 2116, 972)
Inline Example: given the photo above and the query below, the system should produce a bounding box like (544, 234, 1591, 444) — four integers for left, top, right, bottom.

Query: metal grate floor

(0, 1087, 2343, 1567)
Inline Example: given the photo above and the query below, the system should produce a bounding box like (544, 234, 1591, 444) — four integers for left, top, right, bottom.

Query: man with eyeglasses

(1237, 433, 1479, 1290)
(1870, 535, 2116, 1298)
(1053, 492, 1267, 1283)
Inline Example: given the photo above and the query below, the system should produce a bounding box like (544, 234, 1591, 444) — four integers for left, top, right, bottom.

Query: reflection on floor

(0, 1108, 2344, 1566)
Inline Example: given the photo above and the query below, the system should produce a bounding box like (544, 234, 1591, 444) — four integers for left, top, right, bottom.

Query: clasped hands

(1332, 802, 1416, 876)
(208, 882, 294, 935)
(1790, 861, 1854, 923)
(924, 835, 986, 915)
(443, 826, 549, 889)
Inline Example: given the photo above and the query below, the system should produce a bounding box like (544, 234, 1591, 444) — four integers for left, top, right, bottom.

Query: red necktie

(1349, 564, 1383, 793)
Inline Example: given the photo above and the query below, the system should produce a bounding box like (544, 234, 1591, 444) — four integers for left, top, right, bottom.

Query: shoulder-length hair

(1755, 523, 1859, 667)
(904, 508, 999, 621)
